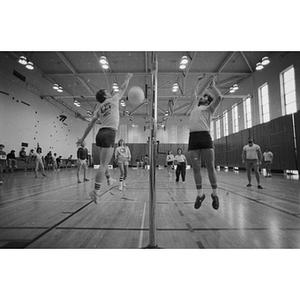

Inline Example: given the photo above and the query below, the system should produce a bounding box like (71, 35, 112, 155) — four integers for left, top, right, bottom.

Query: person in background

(66, 155, 73, 167)
(56, 155, 62, 170)
(0, 144, 7, 184)
(135, 156, 140, 168)
(263, 147, 274, 177)
(166, 150, 174, 176)
(144, 154, 149, 169)
(242, 137, 263, 189)
(28, 149, 35, 161)
(76, 141, 89, 183)
(53, 153, 58, 171)
(174, 148, 187, 183)
(114, 139, 131, 190)
(34, 147, 46, 178)
(7, 150, 18, 169)
(19, 147, 29, 163)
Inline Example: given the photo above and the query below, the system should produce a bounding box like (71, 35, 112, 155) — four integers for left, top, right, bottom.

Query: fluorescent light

(25, 61, 34, 70)
(179, 64, 186, 70)
(181, 55, 188, 64)
(18, 56, 27, 65)
(261, 56, 270, 66)
(99, 56, 107, 64)
(53, 84, 59, 90)
(256, 62, 264, 70)
(102, 64, 109, 69)
(233, 84, 238, 90)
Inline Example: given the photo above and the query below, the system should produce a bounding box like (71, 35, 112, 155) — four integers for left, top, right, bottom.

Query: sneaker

(119, 182, 123, 191)
(123, 181, 126, 187)
(107, 177, 116, 186)
(194, 194, 205, 209)
(89, 190, 100, 204)
(247, 183, 252, 187)
(211, 194, 219, 210)
(258, 185, 263, 189)
(42, 173, 47, 177)
(78, 180, 81, 183)
(84, 178, 89, 182)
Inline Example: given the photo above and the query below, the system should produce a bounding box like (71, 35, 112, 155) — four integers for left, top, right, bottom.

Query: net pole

(148, 52, 158, 248)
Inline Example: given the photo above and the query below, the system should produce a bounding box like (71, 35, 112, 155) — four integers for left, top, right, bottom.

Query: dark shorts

(188, 131, 214, 151)
(167, 161, 173, 166)
(96, 128, 116, 148)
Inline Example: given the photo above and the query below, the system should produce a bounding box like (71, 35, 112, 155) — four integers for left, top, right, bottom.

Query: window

(258, 83, 270, 123)
(280, 66, 297, 115)
(216, 119, 221, 139)
(211, 121, 215, 140)
(223, 111, 229, 136)
(243, 96, 252, 129)
(232, 104, 239, 133)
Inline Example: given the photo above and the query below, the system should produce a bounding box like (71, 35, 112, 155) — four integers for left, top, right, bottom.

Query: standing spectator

(166, 150, 174, 176)
(0, 144, 7, 184)
(144, 154, 149, 169)
(174, 148, 187, 183)
(135, 156, 141, 168)
(76, 142, 89, 183)
(56, 155, 62, 170)
(45, 151, 53, 170)
(242, 137, 263, 189)
(7, 150, 18, 169)
(140, 156, 144, 169)
(53, 153, 58, 171)
(34, 147, 46, 178)
(263, 148, 274, 177)
(114, 139, 131, 190)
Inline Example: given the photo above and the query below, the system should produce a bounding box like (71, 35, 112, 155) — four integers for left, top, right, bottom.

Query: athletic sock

(197, 189, 203, 197)
(94, 182, 101, 195)
(212, 188, 218, 196)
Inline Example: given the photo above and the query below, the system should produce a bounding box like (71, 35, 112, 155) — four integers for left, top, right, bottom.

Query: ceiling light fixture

(18, 56, 27, 65)
(261, 56, 270, 66)
(256, 62, 264, 71)
(25, 61, 34, 70)
(233, 84, 239, 90)
(53, 83, 59, 90)
(172, 83, 179, 92)
(99, 56, 108, 64)
(180, 55, 188, 65)
(113, 83, 119, 92)
(100, 56, 109, 69)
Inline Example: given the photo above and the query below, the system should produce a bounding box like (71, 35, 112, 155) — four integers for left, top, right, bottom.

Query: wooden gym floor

(0, 166, 299, 249)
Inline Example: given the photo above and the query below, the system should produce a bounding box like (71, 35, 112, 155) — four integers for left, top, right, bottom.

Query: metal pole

(148, 52, 158, 248)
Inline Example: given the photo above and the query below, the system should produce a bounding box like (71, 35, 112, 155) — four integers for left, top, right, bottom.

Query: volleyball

(128, 86, 145, 105)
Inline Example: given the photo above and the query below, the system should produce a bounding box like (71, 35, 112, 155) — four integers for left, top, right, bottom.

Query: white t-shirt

(166, 154, 174, 162)
(263, 151, 273, 162)
(115, 146, 131, 162)
(93, 94, 121, 131)
(243, 144, 261, 160)
(174, 154, 186, 163)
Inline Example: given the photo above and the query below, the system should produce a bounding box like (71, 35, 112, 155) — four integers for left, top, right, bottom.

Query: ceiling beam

(240, 52, 254, 73)
(56, 52, 95, 96)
